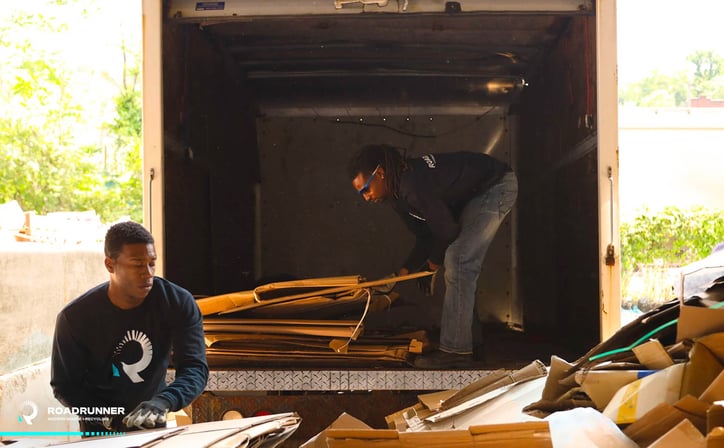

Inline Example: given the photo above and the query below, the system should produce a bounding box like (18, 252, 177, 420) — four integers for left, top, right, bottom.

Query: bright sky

(4, 1, 721, 95)
(617, 0, 724, 86)
(617, 0, 724, 219)
(2, 0, 142, 146)
(3, 0, 721, 147)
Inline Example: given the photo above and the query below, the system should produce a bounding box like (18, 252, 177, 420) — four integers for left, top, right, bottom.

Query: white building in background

(618, 104, 724, 222)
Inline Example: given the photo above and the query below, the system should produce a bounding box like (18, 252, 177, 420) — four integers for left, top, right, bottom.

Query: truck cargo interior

(159, 0, 602, 367)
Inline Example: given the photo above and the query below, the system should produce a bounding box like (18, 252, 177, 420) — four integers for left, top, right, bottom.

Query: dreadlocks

(347, 144, 407, 196)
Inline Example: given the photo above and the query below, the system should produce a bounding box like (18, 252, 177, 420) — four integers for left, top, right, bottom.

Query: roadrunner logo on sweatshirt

(112, 330, 153, 383)
(421, 154, 437, 169)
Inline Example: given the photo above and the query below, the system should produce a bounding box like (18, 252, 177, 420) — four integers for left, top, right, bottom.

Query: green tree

(92, 41, 143, 222)
(0, 5, 92, 214)
(687, 50, 724, 98)
(619, 50, 724, 106)
(619, 70, 689, 107)
(0, 0, 142, 223)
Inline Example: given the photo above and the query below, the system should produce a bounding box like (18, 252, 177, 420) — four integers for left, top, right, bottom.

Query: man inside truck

(348, 144, 517, 369)
(51, 221, 208, 434)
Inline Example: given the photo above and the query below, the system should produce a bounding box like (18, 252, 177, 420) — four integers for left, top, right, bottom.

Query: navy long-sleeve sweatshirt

(391, 151, 510, 270)
(50, 277, 208, 419)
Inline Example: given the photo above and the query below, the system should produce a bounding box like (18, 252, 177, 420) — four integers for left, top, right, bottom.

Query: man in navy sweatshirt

(348, 144, 517, 369)
(51, 221, 208, 433)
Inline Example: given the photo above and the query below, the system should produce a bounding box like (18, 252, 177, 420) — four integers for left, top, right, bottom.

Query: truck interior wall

(516, 15, 600, 353)
(159, 10, 603, 357)
(162, 22, 259, 295)
(255, 114, 518, 329)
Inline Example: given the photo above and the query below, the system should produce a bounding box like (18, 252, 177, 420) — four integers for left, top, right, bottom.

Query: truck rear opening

(143, 0, 619, 366)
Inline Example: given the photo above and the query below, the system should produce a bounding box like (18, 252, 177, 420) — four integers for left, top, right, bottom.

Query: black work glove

(417, 270, 439, 296)
(373, 273, 397, 294)
(122, 397, 170, 430)
(101, 414, 125, 432)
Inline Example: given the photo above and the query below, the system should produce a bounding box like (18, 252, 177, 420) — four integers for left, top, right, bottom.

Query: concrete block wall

(0, 242, 107, 438)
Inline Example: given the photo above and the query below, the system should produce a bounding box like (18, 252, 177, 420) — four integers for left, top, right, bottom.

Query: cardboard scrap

(204, 319, 363, 339)
(623, 395, 709, 447)
(425, 376, 547, 431)
(300, 412, 372, 448)
(677, 304, 724, 342)
(575, 369, 657, 410)
(633, 339, 675, 369)
(540, 355, 575, 402)
(603, 363, 685, 425)
(700, 370, 724, 403)
(322, 421, 552, 448)
(440, 359, 547, 411)
(681, 334, 724, 399)
(197, 291, 255, 316)
(709, 427, 724, 447)
(220, 271, 434, 314)
(708, 403, 724, 434)
(648, 419, 705, 448)
(385, 403, 429, 431)
(384, 390, 460, 431)
(469, 421, 552, 447)
(297, 323, 724, 447)
(418, 390, 458, 412)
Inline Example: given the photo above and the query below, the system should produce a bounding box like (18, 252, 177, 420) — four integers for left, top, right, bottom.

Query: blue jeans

(439, 171, 518, 354)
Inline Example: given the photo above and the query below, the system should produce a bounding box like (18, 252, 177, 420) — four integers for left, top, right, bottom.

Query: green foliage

(687, 50, 724, 99)
(619, 70, 689, 107)
(621, 206, 724, 273)
(102, 42, 143, 222)
(620, 50, 724, 106)
(0, 1, 142, 223)
(0, 118, 96, 212)
(688, 50, 723, 81)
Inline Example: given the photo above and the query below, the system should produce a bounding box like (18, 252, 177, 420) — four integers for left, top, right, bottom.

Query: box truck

(140, 0, 619, 437)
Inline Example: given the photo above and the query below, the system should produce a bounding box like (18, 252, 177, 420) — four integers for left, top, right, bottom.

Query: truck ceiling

(165, 0, 595, 114)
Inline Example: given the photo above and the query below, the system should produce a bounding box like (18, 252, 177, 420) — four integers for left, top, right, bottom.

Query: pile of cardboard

(302, 280, 724, 447)
(196, 273, 434, 367)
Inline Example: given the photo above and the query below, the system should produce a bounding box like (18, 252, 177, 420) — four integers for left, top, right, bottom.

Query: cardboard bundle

(198, 273, 434, 367)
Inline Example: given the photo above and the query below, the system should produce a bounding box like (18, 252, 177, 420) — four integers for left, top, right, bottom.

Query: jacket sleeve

(50, 312, 106, 408)
(156, 295, 209, 411)
(397, 211, 432, 271)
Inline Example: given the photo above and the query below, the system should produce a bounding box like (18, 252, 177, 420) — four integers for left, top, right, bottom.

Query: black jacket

(391, 151, 509, 270)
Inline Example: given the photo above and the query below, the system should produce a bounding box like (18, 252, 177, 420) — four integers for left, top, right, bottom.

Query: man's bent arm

(156, 298, 208, 411)
(50, 313, 105, 408)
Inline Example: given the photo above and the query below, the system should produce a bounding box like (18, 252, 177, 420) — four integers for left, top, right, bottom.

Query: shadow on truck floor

(476, 325, 584, 370)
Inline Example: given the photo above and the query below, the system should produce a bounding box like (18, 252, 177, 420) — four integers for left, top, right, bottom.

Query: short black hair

(104, 221, 154, 259)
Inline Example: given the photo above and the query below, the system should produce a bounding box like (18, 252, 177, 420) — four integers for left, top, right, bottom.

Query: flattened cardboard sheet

(648, 418, 705, 448)
(603, 363, 685, 425)
(677, 305, 724, 342)
(633, 339, 675, 369)
(575, 369, 657, 410)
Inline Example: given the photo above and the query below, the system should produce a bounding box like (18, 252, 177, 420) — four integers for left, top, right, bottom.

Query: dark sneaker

(413, 350, 473, 369)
